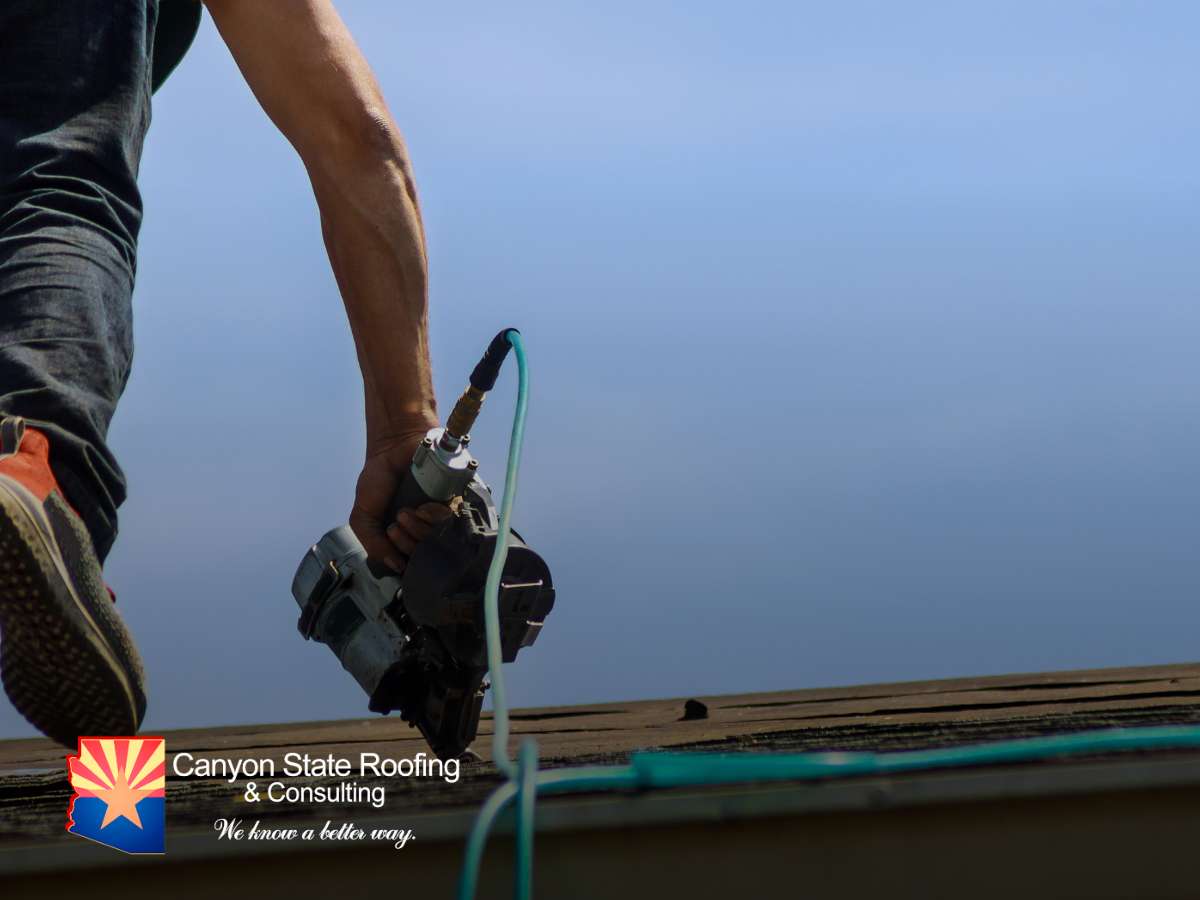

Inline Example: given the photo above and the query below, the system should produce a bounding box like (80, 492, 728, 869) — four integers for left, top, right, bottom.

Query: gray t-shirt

(152, 0, 202, 92)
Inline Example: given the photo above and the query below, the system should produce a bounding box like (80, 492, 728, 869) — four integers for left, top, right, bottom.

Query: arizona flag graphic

(66, 737, 166, 854)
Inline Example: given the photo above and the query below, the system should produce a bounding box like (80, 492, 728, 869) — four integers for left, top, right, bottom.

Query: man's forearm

(205, 0, 437, 448)
(308, 140, 437, 447)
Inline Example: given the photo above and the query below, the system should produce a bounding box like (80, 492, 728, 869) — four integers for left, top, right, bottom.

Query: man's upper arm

(203, 0, 399, 169)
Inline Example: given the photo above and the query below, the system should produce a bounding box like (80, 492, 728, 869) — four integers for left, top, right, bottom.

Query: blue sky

(4, 1, 1200, 738)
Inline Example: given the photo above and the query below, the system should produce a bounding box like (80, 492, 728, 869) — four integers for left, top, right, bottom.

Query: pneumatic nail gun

(290, 329, 555, 760)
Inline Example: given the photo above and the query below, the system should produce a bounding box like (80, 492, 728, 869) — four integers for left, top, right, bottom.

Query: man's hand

(350, 431, 454, 574)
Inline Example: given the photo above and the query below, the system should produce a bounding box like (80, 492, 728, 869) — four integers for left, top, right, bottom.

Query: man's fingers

(386, 521, 417, 557)
(421, 502, 454, 522)
(398, 502, 453, 527)
(394, 509, 435, 541)
(350, 436, 452, 577)
(349, 512, 394, 566)
(373, 503, 454, 575)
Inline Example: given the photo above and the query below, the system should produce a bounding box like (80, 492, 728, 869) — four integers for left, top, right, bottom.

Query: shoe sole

(0, 478, 140, 745)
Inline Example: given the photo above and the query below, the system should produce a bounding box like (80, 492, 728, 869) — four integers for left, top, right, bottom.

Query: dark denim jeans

(0, 1, 158, 562)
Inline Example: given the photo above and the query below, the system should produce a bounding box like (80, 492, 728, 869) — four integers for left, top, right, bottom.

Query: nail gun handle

(384, 427, 476, 524)
(386, 465, 439, 523)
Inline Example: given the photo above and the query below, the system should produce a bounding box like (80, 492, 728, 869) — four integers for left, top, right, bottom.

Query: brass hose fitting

(445, 385, 486, 441)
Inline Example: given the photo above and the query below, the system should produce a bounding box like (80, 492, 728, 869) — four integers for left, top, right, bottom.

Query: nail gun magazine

(1, 3, 1197, 900)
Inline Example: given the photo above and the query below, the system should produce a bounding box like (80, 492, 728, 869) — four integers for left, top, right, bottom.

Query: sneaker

(0, 416, 146, 745)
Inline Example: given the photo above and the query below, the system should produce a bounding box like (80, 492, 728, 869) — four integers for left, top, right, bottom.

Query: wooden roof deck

(4, 661, 1200, 897)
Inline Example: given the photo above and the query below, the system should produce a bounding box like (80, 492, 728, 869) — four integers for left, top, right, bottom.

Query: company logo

(66, 737, 166, 854)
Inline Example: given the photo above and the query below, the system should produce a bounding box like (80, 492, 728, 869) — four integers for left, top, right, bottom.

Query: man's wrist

(365, 412, 439, 458)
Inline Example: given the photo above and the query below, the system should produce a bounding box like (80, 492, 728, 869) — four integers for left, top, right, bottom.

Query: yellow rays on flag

(67, 738, 166, 830)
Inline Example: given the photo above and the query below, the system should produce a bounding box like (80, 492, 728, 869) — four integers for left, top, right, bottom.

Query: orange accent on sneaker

(0, 420, 88, 547)
(0, 426, 62, 504)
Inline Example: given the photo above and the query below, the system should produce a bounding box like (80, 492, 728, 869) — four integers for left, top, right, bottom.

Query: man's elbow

(296, 103, 417, 196)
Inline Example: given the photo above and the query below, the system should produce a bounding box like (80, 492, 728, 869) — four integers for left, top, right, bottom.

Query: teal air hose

(513, 740, 538, 899)
(456, 331, 1200, 900)
(482, 330, 529, 782)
